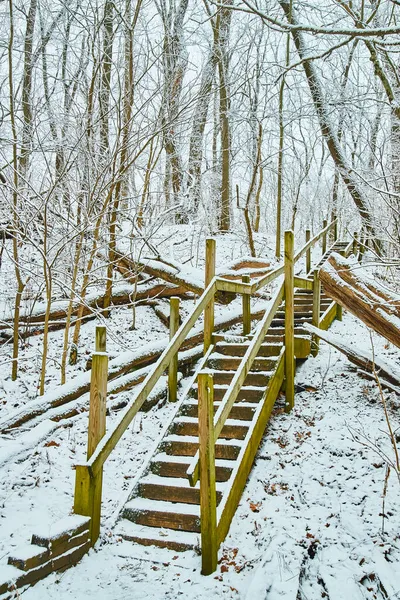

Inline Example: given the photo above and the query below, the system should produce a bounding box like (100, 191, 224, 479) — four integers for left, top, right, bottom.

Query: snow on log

(0, 280, 189, 339)
(304, 323, 400, 389)
(320, 253, 400, 348)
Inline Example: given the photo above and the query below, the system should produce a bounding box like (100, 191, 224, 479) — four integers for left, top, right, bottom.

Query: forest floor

(0, 231, 399, 599)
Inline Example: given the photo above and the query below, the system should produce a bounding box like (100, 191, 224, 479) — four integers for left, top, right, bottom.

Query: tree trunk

(279, 1, 379, 248)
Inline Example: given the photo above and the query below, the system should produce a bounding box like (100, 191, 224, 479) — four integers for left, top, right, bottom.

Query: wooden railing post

(168, 297, 180, 402)
(312, 269, 321, 356)
(204, 238, 216, 352)
(74, 326, 108, 546)
(95, 326, 106, 352)
(242, 274, 251, 335)
(284, 230, 295, 412)
(353, 231, 358, 256)
(333, 219, 338, 242)
(305, 229, 311, 273)
(198, 372, 217, 575)
(322, 219, 328, 255)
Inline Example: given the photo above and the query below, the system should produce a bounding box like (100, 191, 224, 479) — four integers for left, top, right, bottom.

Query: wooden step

(211, 370, 272, 386)
(171, 416, 250, 440)
(138, 475, 225, 505)
(215, 341, 282, 357)
(267, 326, 307, 336)
(190, 384, 264, 403)
(123, 498, 201, 532)
(116, 520, 199, 552)
(160, 435, 243, 459)
(150, 453, 233, 482)
(181, 400, 257, 421)
(208, 355, 277, 371)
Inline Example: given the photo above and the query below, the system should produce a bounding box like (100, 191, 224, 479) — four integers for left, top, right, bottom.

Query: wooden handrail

(187, 281, 285, 487)
(293, 219, 336, 263)
(83, 279, 217, 477)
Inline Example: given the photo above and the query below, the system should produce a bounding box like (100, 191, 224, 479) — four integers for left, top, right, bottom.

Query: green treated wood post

(305, 229, 311, 273)
(204, 238, 216, 352)
(312, 269, 321, 356)
(198, 372, 217, 575)
(168, 297, 180, 402)
(74, 326, 108, 546)
(353, 232, 358, 257)
(242, 274, 251, 336)
(322, 219, 328, 255)
(284, 230, 295, 412)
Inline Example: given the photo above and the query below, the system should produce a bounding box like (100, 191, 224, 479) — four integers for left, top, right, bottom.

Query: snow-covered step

(138, 474, 227, 505)
(189, 383, 264, 402)
(150, 453, 233, 482)
(161, 434, 243, 460)
(208, 354, 278, 372)
(171, 416, 251, 440)
(115, 520, 200, 552)
(181, 400, 257, 421)
(215, 341, 282, 357)
(123, 498, 201, 532)
(209, 369, 273, 387)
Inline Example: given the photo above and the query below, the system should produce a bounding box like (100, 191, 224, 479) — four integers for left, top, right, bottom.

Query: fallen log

(320, 253, 400, 349)
(304, 323, 400, 391)
(116, 248, 273, 294)
(116, 248, 205, 296)
(0, 301, 269, 432)
(0, 280, 190, 340)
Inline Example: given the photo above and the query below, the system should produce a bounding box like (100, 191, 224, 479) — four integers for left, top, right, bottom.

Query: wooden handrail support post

(168, 297, 180, 402)
(242, 274, 251, 335)
(204, 238, 216, 352)
(198, 372, 217, 575)
(322, 219, 327, 255)
(74, 326, 108, 545)
(305, 229, 311, 273)
(284, 230, 295, 412)
(312, 269, 321, 356)
(353, 232, 358, 257)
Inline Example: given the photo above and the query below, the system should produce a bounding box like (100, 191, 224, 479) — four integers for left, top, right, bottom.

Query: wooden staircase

(113, 239, 350, 554)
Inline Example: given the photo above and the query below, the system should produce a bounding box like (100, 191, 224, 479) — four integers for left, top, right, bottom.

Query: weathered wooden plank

(294, 276, 313, 290)
(198, 373, 218, 574)
(204, 239, 216, 352)
(319, 301, 338, 330)
(242, 274, 251, 335)
(284, 230, 295, 412)
(168, 297, 180, 402)
(312, 269, 321, 356)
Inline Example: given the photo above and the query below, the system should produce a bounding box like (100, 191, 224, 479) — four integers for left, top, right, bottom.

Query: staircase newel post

(74, 326, 108, 546)
(284, 230, 295, 412)
(198, 372, 218, 575)
(242, 274, 251, 335)
(353, 231, 358, 257)
(305, 229, 311, 273)
(333, 219, 338, 242)
(322, 219, 328, 255)
(312, 269, 321, 356)
(204, 238, 216, 352)
(168, 297, 180, 402)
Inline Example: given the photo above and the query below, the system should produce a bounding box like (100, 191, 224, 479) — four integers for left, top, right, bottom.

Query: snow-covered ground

(1, 311, 399, 599)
